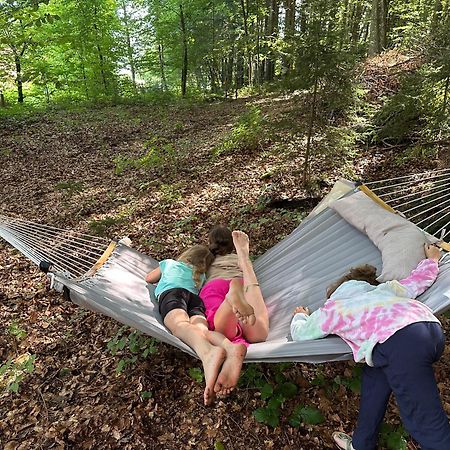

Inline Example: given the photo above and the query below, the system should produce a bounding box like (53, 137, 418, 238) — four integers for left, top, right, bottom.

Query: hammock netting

(1, 169, 450, 363)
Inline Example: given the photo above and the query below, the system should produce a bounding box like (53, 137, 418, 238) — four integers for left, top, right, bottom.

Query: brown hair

(326, 264, 380, 298)
(178, 245, 215, 288)
(208, 225, 234, 256)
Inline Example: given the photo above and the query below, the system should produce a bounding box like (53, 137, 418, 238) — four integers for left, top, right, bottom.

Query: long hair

(208, 225, 234, 256)
(326, 264, 380, 298)
(178, 245, 215, 288)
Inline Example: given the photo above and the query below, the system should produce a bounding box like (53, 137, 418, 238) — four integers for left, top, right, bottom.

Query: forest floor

(1, 53, 450, 450)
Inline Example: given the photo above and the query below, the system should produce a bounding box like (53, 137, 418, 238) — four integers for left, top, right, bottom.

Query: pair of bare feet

(202, 342, 247, 406)
(202, 231, 256, 406)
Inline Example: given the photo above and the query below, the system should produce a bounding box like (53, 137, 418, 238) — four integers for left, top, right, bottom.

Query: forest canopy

(0, 0, 449, 109)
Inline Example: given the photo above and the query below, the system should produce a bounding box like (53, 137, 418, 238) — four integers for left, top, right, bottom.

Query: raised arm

(145, 266, 161, 284)
(397, 244, 440, 298)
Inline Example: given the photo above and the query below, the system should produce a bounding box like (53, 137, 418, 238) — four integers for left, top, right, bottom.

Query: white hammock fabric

(1, 171, 450, 363)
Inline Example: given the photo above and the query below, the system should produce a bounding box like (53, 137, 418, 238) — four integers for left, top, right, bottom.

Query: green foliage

(88, 215, 124, 236)
(214, 441, 226, 450)
(0, 354, 36, 393)
(0, 148, 12, 157)
(7, 321, 27, 340)
(373, 66, 450, 144)
(113, 139, 175, 175)
(107, 326, 158, 374)
(379, 423, 408, 450)
(212, 107, 264, 158)
(55, 180, 84, 195)
(311, 365, 362, 395)
(188, 367, 204, 383)
(289, 405, 325, 427)
(141, 390, 152, 399)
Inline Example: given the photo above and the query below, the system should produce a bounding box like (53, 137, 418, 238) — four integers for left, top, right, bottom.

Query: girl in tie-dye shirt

(291, 244, 450, 450)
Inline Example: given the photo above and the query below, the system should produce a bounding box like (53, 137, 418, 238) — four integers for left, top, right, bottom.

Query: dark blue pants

(352, 322, 450, 450)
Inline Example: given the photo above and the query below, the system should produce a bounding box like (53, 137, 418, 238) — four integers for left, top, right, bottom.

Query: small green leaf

(141, 391, 152, 399)
(116, 359, 126, 374)
(8, 382, 19, 393)
(253, 407, 280, 427)
(300, 406, 325, 425)
(189, 367, 204, 383)
(289, 405, 325, 426)
(274, 382, 298, 399)
(214, 441, 226, 450)
(260, 383, 273, 400)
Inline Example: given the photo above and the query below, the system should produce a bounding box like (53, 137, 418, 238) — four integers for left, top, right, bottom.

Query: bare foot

(214, 343, 247, 397)
(225, 284, 256, 326)
(202, 346, 226, 406)
(232, 230, 250, 266)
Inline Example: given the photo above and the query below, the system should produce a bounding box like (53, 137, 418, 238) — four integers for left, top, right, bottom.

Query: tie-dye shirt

(290, 259, 440, 366)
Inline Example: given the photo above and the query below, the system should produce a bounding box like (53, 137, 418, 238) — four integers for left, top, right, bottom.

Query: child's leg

(164, 309, 226, 406)
(352, 365, 391, 450)
(381, 323, 450, 449)
(205, 330, 247, 397)
(232, 231, 269, 343)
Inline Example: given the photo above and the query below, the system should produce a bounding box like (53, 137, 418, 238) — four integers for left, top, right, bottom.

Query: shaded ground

(1, 80, 449, 450)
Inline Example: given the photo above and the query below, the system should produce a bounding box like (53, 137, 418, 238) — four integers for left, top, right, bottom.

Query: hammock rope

(365, 168, 450, 239)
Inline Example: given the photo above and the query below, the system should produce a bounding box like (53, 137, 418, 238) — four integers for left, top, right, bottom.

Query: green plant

(7, 321, 27, 340)
(212, 106, 264, 158)
(113, 139, 175, 175)
(379, 423, 408, 450)
(159, 183, 182, 205)
(0, 148, 12, 157)
(289, 405, 325, 427)
(188, 367, 204, 383)
(55, 180, 84, 195)
(88, 215, 124, 236)
(0, 353, 36, 393)
(107, 326, 158, 374)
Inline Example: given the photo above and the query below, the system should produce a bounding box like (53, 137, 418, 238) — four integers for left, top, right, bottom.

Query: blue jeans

(352, 322, 450, 450)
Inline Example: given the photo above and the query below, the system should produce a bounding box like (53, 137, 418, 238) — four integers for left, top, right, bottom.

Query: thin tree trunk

(0, 92, 6, 107)
(14, 53, 24, 103)
(303, 73, 318, 185)
(121, 1, 137, 89)
(158, 43, 168, 91)
(179, 3, 188, 97)
(442, 75, 450, 116)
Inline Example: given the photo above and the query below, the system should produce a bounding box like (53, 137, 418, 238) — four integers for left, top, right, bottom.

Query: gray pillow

(330, 191, 438, 282)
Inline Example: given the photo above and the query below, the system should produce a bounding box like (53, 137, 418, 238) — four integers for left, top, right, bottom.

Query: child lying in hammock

(145, 244, 250, 405)
(290, 244, 450, 450)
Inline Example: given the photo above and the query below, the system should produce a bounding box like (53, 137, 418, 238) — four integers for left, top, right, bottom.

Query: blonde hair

(178, 245, 215, 288)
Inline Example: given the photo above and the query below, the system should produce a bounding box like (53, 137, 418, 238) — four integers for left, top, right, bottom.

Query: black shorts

(158, 288, 206, 322)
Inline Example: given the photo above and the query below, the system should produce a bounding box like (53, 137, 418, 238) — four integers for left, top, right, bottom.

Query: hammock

(1, 169, 450, 364)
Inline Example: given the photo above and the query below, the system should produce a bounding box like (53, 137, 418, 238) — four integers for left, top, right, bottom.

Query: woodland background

(1, 0, 450, 449)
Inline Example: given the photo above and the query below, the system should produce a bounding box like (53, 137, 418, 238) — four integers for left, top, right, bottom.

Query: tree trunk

(442, 75, 450, 116)
(14, 54, 24, 103)
(179, 3, 188, 97)
(282, 0, 295, 76)
(264, 0, 279, 82)
(0, 92, 6, 107)
(121, 1, 137, 89)
(303, 73, 318, 185)
(369, 0, 388, 55)
(158, 43, 168, 91)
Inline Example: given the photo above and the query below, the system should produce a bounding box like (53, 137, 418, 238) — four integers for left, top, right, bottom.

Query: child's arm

(396, 244, 440, 298)
(145, 266, 161, 284)
(290, 306, 329, 341)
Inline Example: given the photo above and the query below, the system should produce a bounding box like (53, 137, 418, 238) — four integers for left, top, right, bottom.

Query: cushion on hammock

(330, 191, 438, 282)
